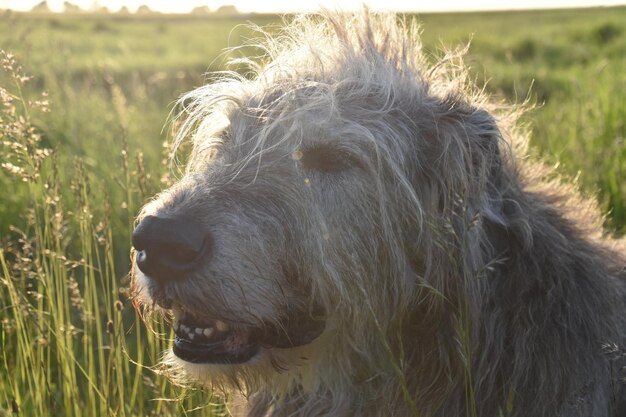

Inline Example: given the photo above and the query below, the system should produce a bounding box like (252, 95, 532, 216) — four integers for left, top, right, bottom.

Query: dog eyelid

(298, 144, 359, 173)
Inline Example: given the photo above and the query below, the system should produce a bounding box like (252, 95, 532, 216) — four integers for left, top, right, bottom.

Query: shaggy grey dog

(131, 11, 626, 417)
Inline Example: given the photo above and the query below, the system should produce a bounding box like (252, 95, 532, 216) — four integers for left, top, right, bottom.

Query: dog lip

(173, 336, 260, 364)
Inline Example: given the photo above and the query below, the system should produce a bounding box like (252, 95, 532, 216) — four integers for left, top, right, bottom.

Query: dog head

(130, 11, 512, 397)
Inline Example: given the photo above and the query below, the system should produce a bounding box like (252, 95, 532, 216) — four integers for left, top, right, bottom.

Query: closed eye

(298, 144, 361, 173)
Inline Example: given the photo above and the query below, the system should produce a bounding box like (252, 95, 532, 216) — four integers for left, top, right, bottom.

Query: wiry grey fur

(132, 11, 626, 417)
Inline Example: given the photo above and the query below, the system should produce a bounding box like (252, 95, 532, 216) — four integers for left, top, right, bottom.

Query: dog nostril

(136, 250, 146, 261)
(132, 215, 210, 281)
(136, 249, 148, 266)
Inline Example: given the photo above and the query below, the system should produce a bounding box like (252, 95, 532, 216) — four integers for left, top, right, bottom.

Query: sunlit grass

(0, 51, 218, 416)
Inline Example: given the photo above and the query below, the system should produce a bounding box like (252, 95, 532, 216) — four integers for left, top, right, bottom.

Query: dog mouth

(170, 307, 325, 364)
(172, 310, 260, 364)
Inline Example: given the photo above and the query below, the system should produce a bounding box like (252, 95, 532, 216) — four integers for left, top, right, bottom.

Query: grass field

(0, 7, 625, 416)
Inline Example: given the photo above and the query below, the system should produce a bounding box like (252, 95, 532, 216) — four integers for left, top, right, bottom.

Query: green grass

(0, 7, 625, 416)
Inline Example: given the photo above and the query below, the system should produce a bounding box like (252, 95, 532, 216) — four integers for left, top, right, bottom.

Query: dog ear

(409, 100, 514, 278)
(468, 107, 504, 185)
(418, 98, 506, 208)
(459, 105, 535, 263)
(456, 103, 508, 206)
(469, 108, 501, 157)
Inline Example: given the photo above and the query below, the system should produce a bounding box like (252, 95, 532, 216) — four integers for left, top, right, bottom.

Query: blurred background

(0, 1, 625, 416)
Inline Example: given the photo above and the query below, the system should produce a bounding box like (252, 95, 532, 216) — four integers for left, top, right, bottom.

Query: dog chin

(161, 346, 275, 386)
(162, 334, 324, 387)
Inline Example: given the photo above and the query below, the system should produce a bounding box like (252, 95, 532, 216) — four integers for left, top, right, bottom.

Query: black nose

(132, 215, 210, 281)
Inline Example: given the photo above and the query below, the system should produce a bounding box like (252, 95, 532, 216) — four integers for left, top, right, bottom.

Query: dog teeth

(215, 320, 228, 332)
(173, 319, 226, 341)
(174, 320, 218, 341)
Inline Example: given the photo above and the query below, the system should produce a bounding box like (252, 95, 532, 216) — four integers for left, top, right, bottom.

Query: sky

(2, 0, 626, 13)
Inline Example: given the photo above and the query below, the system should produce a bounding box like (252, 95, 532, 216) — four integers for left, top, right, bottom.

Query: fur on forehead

(171, 10, 517, 172)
